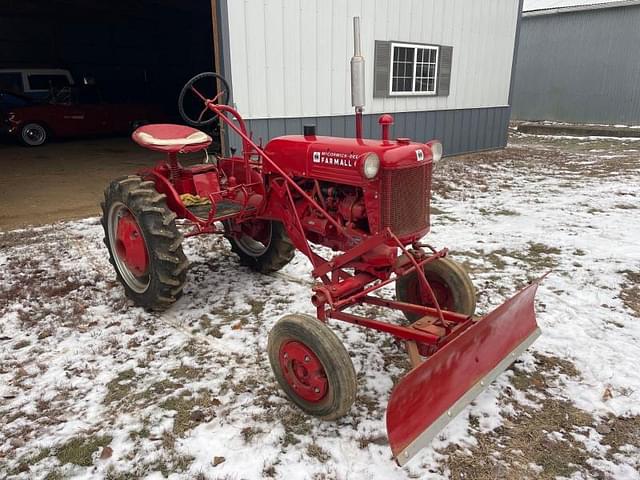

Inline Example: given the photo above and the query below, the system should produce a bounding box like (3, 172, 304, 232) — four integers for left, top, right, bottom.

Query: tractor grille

(381, 163, 431, 236)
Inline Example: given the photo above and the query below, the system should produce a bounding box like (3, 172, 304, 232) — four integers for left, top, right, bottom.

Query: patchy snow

(1, 132, 639, 479)
(523, 0, 630, 12)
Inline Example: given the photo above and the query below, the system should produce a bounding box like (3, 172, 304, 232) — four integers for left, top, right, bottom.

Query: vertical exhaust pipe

(351, 16, 365, 140)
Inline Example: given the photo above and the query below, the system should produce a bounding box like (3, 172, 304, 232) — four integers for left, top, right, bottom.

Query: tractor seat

(132, 124, 212, 153)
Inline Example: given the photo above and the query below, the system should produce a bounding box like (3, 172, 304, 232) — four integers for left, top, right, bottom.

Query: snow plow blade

(387, 280, 542, 465)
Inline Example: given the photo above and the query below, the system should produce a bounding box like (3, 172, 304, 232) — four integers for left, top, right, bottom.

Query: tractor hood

(264, 135, 436, 185)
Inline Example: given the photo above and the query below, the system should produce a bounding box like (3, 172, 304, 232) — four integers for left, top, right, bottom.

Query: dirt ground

(0, 137, 213, 230)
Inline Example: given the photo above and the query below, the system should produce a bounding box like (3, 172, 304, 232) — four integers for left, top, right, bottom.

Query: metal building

(511, 0, 640, 125)
(216, 0, 523, 155)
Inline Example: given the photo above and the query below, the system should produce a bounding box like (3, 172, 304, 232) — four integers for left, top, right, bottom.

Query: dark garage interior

(0, 0, 216, 116)
(0, 0, 220, 229)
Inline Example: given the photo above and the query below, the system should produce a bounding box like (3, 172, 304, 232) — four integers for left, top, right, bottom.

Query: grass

(56, 434, 113, 467)
(160, 389, 220, 436)
(440, 354, 595, 479)
(438, 352, 640, 479)
(169, 364, 205, 381)
(306, 443, 331, 462)
(103, 368, 137, 404)
(599, 414, 640, 459)
(619, 270, 640, 317)
(9, 448, 51, 475)
(241, 426, 263, 442)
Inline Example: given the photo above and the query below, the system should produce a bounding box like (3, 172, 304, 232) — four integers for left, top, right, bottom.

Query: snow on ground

(1, 132, 639, 479)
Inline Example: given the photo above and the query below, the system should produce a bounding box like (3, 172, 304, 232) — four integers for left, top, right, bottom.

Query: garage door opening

(0, 0, 221, 148)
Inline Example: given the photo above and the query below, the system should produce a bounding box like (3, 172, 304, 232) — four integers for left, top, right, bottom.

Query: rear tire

(20, 122, 47, 146)
(226, 220, 294, 273)
(268, 314, 356, 420)
(101, 175, 188, 310)
(395, 256, 476, 322)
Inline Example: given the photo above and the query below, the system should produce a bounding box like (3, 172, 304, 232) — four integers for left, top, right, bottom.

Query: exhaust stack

(351, 17, 365, 139)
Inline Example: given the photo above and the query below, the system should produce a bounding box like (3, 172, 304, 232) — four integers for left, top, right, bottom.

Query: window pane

(28, 74, 71, 91)
(413, 47, 438, 93)
(391, 46, 415, 92)
(0, 73, 23, 93)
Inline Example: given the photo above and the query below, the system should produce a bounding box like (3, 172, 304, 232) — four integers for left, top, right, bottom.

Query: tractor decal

(312, 150, 358, 167)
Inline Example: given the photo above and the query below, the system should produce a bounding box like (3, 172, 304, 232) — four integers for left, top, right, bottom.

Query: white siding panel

(282, 0, 302, 117)
(299, 0, 318, 116)
(226, 0, 520, 119)
(263, 0, 285, 117)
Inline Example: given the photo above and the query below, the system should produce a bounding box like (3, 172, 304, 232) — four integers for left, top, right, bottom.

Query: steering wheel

(178, 72, 230, 127)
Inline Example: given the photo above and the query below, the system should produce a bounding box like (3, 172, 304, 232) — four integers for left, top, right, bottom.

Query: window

(0, 73, 23, 93)
(390, 43, 439, 96)
(373, 41, 452, 98)
(27, 74, 71, 91)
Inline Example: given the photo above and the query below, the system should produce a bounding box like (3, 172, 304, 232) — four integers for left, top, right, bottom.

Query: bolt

(480, 380, 485, 386)
(447, 410, 452, 417)
(304, 355, 310, 363)
(283, 353, 288, 359)
(314, 387, 320, 393)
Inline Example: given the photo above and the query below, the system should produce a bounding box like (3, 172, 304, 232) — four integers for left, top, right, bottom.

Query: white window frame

(388, 42, 439, 96)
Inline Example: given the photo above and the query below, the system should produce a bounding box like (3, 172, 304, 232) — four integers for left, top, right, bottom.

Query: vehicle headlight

(429, 141, 443, 162)
(362, 152, 380, 179)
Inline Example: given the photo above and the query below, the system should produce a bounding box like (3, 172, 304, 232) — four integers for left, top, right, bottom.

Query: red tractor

(101, 18, 542, 464)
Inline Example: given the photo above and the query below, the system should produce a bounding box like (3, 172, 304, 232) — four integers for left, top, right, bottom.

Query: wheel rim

(108, 203, 150, 293)
(279, 341, 328, 403)
(409, 275, 455, 312)
(23, 124, 45, 145)
(234, 220, 272, 257)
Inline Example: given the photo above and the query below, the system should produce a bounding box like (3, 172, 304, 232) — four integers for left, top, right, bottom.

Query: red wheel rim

(409, 276, 454, 311)
(279, 341, 328, 403)
(115, 211, 149, 277)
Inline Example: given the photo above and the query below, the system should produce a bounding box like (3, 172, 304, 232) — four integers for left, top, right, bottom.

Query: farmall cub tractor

(101, 18, 542, 464)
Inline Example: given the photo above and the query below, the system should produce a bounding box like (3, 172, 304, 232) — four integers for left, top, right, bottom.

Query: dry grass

(55, 434, 113, 467)
(619, 270, 640, 317)
(439, 353, 639, 479)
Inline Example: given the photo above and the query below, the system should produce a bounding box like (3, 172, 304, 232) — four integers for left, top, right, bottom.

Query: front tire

(20, 122, 47, 146)
(268, 314, 357, 420)
(396, 256, 476, 322)
(101, 175, 188, 310)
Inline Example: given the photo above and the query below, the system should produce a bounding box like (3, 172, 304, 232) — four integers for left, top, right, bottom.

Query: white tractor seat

(132, 124, 212, 152)
(136, 130, 210, 146)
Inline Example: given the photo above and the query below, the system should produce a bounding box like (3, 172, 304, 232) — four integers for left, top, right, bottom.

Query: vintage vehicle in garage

(0, 68, 75, 101)
(1, 85, 166, 146)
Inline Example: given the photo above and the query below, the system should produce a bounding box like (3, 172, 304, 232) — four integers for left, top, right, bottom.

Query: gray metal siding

(228, 106, 511, 156)
(511, 5, 640, 125)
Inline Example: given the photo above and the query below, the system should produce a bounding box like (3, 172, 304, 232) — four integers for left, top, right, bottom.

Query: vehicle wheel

(268, 314, 357, 420)
(20, 123, 47, 146)
(226, 220, 294, 273)
(396, 256, 476, 322)
(101, 175, 188, 310)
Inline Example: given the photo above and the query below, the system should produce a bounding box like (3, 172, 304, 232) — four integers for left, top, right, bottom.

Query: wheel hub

(279, 341, 328, 402)
(115, 211, 149, 277)
(411, 277, 453, 311)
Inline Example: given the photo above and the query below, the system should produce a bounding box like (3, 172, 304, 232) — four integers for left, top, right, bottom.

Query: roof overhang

(524, 0, 640, 16)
